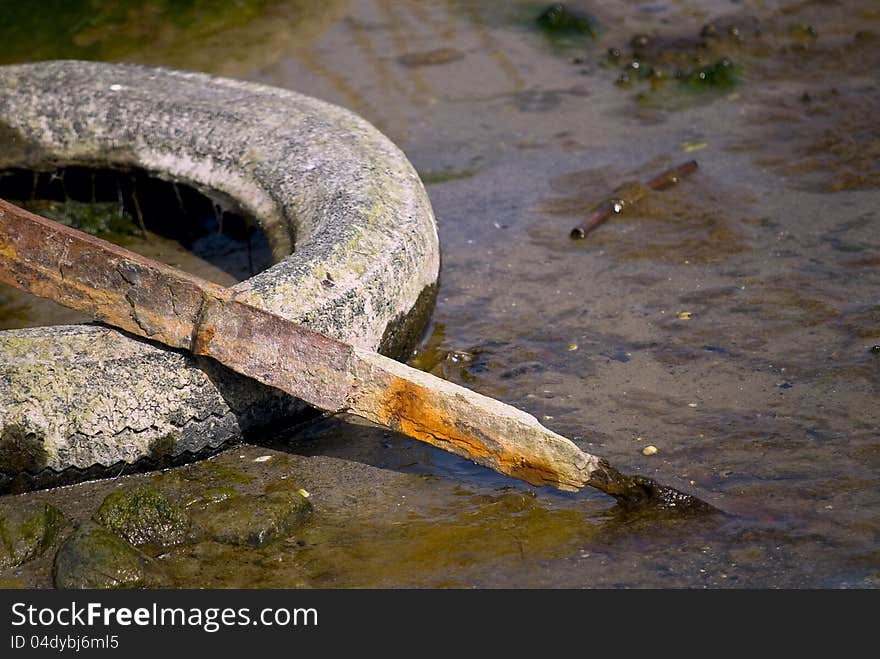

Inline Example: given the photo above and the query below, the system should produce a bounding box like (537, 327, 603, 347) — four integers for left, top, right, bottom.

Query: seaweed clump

(535, 3, 599, 40)
(682, 57, 739, 90)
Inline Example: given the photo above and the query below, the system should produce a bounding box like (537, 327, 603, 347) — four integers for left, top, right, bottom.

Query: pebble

(642, 445, 659, 456)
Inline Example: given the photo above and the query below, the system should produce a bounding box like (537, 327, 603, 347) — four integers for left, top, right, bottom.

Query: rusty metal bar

(570, 160, 699, 239)
(0, 198, 713, 508)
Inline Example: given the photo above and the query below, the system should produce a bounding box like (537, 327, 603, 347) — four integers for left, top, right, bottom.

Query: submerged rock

(183, 486, 240, 510)
(0, 500, 67, 568)
(189, 488, 311, 547)
(53, 523, 168, 589)
(93, 484, 188, 549)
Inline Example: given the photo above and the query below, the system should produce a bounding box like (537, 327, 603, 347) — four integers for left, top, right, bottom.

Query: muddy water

(1, 0, 879, 588)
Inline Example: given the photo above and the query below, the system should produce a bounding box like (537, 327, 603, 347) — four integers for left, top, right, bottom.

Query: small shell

(642, 445, 659, 456)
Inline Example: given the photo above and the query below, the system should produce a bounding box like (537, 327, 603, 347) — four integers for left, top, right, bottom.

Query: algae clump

(17, 199, 143, 244)
(53, 522, 168, 589)
(535, 3, 599, 39)
(0, 501, 67, 568)
(682, 57, 739, 91)
(93, 484, 188, 549)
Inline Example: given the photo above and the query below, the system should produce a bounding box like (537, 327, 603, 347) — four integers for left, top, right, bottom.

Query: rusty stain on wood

(0, 198, 714, 509)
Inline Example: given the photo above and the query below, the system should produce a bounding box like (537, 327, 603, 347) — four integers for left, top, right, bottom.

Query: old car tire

(0, 60, 439, 479)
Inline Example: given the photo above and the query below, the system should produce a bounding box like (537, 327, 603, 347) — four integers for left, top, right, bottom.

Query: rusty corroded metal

(0, 198, 714, 507)
(570, 159, 699, 239)
(347, 350, 598, 491)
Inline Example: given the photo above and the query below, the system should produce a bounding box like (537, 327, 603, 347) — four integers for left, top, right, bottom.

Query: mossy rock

(0, 501, 67, 568)
(53, 523, 168, 589)
(189, 488, 311, 547)
(93, 484, 188, 549)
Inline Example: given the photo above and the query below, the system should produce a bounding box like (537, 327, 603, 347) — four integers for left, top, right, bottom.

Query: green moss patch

(0, 501, 67, 568)
(53, 523, 168, 589)
(93, 484, 188, 549)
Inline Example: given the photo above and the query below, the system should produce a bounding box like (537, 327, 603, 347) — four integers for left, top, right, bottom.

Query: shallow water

(1, 0, 878, 588)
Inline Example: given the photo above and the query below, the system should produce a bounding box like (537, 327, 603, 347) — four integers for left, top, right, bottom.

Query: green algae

(0, 501, 67, 568)
(535, 3, 599, 40)
(93, 484, 188, 549)
(15, 199, 142, 244)
(682, 57, 739, 91)
(53, 522, 168, 589)
(626, 57, 741, 110)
